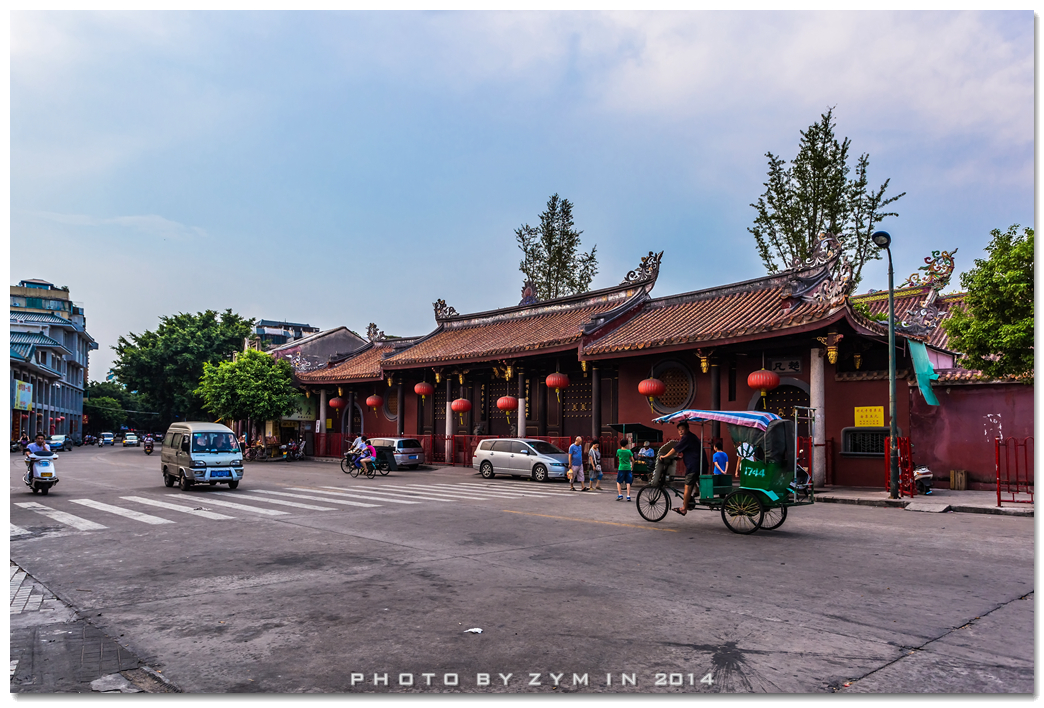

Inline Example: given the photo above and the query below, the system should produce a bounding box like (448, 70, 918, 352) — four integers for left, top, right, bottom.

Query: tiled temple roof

(296, 344, 388, 384)
(850, 287, 965, 351)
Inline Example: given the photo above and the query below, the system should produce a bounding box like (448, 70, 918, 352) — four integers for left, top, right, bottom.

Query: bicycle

(341, 451, 376, 479)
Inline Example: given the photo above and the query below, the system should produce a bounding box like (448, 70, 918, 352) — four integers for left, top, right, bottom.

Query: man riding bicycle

(661, 421, 709, 516)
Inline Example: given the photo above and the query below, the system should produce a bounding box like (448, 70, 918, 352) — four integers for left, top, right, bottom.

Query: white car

(123, 433, 139, 447)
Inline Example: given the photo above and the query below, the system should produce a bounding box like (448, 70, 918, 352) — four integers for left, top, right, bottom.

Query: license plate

(211, 470, 231, 478)
(41, 472, 52, 477)
(409, 455, 418, 460)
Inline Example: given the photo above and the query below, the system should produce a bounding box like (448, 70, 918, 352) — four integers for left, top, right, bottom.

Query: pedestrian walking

(587, 442, 603, 491)
(568, 436, 587, 491)
(616, 438, 634, 502)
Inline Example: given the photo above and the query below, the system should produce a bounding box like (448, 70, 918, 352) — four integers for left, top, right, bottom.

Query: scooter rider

(25, 433, 50, 481)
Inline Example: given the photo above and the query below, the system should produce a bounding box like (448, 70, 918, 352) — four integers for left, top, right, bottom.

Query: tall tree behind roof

(748, 108, 905, 287)
(516, 193, 598, 301)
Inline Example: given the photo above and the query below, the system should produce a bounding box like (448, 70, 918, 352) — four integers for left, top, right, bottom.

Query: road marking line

(69, 499, 175, 525)
(10, 524, 30, 538)
(360, 486, 491, 501)
(10, 660, 17, 678)
(14, 502, 108, 531)
(311, 486, 455, 503)
(121, 496, 235, 520)
(241, 490, 371, 509)
(166, 496, 290, 516)
(457, 483, 573, 496)
(501, 510, 679, 532)
(287, 488, 420, 505)
(10, 571, 26, 604)
(424, 484, 557, 498)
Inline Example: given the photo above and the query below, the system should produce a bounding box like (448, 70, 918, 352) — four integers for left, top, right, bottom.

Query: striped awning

(652, 409, 782, 431)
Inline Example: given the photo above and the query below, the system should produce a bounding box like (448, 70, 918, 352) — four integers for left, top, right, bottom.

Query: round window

(650, 360, 695, 415)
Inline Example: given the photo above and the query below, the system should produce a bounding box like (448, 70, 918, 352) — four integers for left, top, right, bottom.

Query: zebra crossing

(10, 480, 592, 536)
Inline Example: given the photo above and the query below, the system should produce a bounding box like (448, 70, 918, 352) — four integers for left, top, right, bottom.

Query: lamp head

(872, 231, 892, 248)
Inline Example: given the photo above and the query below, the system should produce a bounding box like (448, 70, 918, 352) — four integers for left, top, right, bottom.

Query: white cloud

(26, 210, 207, 241)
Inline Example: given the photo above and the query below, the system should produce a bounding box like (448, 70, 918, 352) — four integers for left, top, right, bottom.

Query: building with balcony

(10, 279, 97, 441)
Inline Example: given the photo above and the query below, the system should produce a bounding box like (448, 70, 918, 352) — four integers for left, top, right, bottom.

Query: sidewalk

(10, 562, 180, 693)
(816, 486, 1034, 517)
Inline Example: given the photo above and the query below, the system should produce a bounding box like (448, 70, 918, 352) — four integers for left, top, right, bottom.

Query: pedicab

(634, 408, 815, 534)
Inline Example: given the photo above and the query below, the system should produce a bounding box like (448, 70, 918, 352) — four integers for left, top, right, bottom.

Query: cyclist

(664, 421, 709, 516)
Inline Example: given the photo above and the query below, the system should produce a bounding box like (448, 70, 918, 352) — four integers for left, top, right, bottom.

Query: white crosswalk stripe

(411, 485, 541, 499)
(287, 488, 420, 505)
(423, 483, 560, 498)
(69, 499, 175, 525)
(313, 486, 454, 503)
(175, 496, 290, 516)
(14, 502, 108, 531)
(356, 486, 492, 501)
(10, 524, 30, 538)
(242, 490, 375, 509)
(452, 483, 574, 496)
(121, 496, 235, 520)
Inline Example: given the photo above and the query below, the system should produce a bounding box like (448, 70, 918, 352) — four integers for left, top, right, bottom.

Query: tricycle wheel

(636, 485, 671, 522)
(760, 504, 787, 530)
(721, 490, 763, 534)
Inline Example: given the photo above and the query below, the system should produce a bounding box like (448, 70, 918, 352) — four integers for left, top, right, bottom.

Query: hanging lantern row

(450, 398, 472, 425)
(497, 395, 518, 425)
(638, 377, 666, 413)
(328, 397, 346, 411)
(365, 394, 384, 417)
(545, 372, 570, 403)
(414, 381, 434, 403)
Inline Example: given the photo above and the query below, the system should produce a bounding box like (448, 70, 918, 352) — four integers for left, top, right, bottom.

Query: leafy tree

(516, 193, 598, 300)
(942, 225, 1033, 381)
(85, 381, 158, 431)
(195, 348, 298, 424)
(749, 108, 905, 287)
(82, 396, 125, 432)
(112, 310, 254, 422)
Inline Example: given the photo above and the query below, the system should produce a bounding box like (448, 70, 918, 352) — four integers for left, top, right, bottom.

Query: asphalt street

(10, 445, 1034, 694)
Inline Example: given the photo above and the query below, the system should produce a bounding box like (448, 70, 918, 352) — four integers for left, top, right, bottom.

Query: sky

(9, 11, 1034, 382)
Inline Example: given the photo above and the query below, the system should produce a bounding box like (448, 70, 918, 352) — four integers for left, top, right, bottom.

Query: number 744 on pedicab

(634, 407, 816, 534)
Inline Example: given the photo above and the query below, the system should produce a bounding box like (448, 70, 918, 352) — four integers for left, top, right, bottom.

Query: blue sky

(10, 11, 1033, 381)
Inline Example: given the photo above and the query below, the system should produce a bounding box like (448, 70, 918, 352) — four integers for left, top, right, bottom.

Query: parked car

(48, 434, 73, 452)
(123, 433, 140, 447)
(369, 438, 426, 469)
(472, 438, 569, 482)
(100, 432, 115, 446)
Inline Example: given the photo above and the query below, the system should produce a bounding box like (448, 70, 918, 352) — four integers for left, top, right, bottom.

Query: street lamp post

(872, 231, 900, 499)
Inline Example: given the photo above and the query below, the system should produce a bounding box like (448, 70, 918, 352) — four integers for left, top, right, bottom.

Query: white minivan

(161, 422, 244, 491)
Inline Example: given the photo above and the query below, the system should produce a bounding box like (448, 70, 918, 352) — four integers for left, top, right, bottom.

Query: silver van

(161, 422, 244, 491)
(369, 438, 426, 469)
(472, 438, 569, 483)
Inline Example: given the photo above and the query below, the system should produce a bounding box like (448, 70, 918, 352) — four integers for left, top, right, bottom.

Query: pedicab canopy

(652, 409, 782, 432)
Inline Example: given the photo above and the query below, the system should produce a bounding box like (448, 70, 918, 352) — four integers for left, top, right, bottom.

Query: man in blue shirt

(665, 422, 708, 516)
(712, 439, 729, 475)
(568, 436, 587, 491)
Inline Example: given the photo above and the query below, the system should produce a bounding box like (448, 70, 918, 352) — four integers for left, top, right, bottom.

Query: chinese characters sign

(767, 358, 802, 375)
(854, 406, 884, 427)
(14, 380, 32, 411)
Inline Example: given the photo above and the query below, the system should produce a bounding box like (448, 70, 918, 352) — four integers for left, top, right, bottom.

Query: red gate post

(997, 437, 1034, 507)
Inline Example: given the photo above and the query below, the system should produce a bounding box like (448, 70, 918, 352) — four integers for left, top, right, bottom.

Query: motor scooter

(25, 450, 59, 495)
(914, 466, 933, 495)
(143, 439, 154, 456)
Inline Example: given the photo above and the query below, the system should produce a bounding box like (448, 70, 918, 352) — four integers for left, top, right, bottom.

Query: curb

(139, 665, 183, 693)
(816, 495, 1033, 517)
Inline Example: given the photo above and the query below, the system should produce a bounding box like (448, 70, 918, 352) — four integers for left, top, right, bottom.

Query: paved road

(10, 446, 1033, 694)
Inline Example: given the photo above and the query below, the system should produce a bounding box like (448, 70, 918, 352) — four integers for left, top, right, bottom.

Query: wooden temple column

(710, 359, 721, 441)
(347, 391, 355, 437)
(396, 382, 405, 436)
(811, 347, 826, 487)
(591, 365, 601, 439)
(537, 376, 548, 436)
(444, 377, 453, 438)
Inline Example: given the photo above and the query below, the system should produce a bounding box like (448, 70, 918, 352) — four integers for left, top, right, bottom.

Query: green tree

(195, 348, 298, 424)
(942, 225, 1033, 381)
(516, 193, 598, 300)
(749, 108, 905, 287)
(86, 381, 158, 431)
(112, 310, 254, 422)
(82, 396, 125, 432)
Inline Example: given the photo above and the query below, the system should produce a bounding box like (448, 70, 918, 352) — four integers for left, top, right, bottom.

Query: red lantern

(545, 372, 570, 403)
(747, 369, 780, 399)
(497, 395, 518, 425)
(414, 381, 434, 402)
(638, 377, 667, 413)
(365, 394, 384, 417)
(450, 398, 472, 425)
(328, 397, 346, 411)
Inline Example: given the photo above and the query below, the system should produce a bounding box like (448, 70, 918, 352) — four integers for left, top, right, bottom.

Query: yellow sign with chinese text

(854, 406, 884, 427)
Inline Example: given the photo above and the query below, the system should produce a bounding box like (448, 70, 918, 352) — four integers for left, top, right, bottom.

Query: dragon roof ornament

(433, 298, 459, 320)
(785, 232, 854, 309)
(901, 249, 958, 292)
(366, 322, 386, 342)
(621, 251, 664, 285)
(896, 249, 958, 339)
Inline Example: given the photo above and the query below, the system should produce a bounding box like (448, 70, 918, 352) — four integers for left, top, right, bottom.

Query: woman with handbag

(587, 442, 603, 491)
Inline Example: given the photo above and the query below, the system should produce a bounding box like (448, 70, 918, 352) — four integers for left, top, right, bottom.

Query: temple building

(287, 242, 1030, 490)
